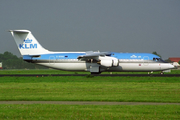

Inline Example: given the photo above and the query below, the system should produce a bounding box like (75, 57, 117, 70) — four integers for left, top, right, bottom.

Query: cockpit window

(156, 58, 159, 61)
(153, 58, 160, 61)
(153, 58, 167, 63)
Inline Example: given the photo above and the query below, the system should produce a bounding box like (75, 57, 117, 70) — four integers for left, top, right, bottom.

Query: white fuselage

(27, 52, 174, 72)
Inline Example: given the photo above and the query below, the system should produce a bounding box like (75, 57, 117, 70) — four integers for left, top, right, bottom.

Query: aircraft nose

(169, 64, 175, 69)
(161, 63, 175, 70)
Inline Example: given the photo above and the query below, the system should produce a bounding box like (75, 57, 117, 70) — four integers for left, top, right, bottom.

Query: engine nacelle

(112, 58, 119, 66)
(100, 59, 113, 67)
(98, 56, 119, 67)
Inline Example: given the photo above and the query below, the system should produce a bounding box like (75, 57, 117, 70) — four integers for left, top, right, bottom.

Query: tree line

(0, 51, 48, 69)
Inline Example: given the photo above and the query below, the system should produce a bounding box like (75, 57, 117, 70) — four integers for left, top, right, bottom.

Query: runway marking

(0, 101, 180, 105)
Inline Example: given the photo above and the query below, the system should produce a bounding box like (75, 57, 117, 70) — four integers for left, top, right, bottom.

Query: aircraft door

(143, 56, 149, 66)
(49, 56, 55, 65)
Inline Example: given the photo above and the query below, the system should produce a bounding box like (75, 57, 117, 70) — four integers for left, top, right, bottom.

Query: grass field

(0, 104, 179, 120)
(0, 76, 180, 102)
(0, 70, 180, 119)
(0, 69, 180, 74)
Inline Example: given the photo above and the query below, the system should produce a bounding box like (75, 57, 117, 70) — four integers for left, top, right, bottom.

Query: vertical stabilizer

(10, 30, 49, 55)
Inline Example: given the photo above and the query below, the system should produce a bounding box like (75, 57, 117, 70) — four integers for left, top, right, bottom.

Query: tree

(0, 51, 48, 69)
(152, 51, 161, 58)
(164, 58, 172, 63)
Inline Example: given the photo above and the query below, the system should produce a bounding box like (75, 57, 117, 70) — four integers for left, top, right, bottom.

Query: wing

(77, 51, 112, 61)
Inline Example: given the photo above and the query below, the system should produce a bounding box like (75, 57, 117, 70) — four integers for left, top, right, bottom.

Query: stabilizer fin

(10, 30, 50, 55)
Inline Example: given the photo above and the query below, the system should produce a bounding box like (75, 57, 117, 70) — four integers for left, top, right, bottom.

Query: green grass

(0, 69, 180, 74)
(0, 104, 180, 120)
(0, 73, 180, 119)
(0, 76, 180, 102)
(0, 69, 74, 74)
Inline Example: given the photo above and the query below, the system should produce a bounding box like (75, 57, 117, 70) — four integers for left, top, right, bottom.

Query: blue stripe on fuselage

(23, 52, 160, 61)
(23, 53, 86, 60)
(111, 53, 160, 60)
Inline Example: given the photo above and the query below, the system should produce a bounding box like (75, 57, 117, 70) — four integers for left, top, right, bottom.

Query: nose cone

(168, 64, 175, 69)
(161, 63, 175, 70)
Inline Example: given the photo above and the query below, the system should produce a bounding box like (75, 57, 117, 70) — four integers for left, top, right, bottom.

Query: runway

(0, 101, 180, 105)
(0, 74, 180, 77)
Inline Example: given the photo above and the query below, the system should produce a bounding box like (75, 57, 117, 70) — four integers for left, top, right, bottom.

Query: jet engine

(98, 56, 119, 67)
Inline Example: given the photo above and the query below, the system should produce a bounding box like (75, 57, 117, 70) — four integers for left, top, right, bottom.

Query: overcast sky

(0, 0, 180, 59)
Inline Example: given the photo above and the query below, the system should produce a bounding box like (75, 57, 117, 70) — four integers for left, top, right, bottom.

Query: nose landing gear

(160, 71, 164, 75)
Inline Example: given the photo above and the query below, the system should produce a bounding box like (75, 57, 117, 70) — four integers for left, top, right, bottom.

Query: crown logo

(130, 55, 137, 58)
(24, 38, 32, 43)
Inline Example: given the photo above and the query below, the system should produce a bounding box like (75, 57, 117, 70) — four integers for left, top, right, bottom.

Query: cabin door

(143, 56, 149, 66)
(49, 56, 55, 65)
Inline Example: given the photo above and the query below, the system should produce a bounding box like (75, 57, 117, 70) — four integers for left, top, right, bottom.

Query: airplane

(9, 30, 175, 74)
